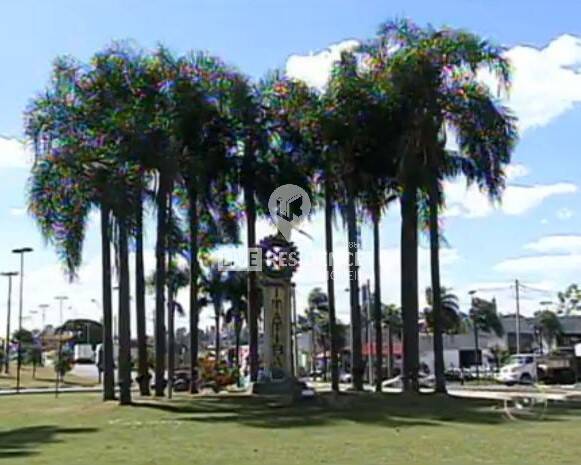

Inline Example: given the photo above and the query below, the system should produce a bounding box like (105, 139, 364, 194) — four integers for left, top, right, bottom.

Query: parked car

(339, 371, 351, 384)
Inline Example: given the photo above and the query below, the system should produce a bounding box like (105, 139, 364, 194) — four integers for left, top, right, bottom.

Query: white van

(497, 354, 537, 385)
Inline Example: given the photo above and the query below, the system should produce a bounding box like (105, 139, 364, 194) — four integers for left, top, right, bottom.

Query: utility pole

(1, 271, 18, 374)
(515, 279, 521, 355)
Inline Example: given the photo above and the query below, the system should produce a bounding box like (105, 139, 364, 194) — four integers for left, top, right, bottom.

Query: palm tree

(224, 271, 248, 379)
(267, 75, 343, 391)
(305, 288, 328, 374)
(299, 301, 348, 380)
(381, 304, 402, 379)
(365, 19, 517, 392)
(223, 74, 265, 382)
(134, 191, 150, 396)
(145, 257, 189, 397)
(25, 56, 120, 401)
(534, 310, 562, 352)
(320, 53, 396, 391)
(202, 264, 228, 365)
(470, 296, 504, 379)
(114, 180, 133, 405)
(164, 51, 240, 393)
(424, 287, 463, 334)
(222, 70, 316, 381)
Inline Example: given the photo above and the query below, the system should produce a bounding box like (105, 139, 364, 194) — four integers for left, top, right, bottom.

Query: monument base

(251, 368, 304, 402)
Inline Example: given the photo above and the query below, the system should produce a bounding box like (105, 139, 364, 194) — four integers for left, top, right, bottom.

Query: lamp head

(12, 247, 33, 254)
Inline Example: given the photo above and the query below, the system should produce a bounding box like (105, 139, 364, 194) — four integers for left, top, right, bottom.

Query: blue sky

(1, 0, 581, 331)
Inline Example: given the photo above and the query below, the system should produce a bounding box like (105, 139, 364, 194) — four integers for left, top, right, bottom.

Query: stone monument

(252, 232, 302, 398)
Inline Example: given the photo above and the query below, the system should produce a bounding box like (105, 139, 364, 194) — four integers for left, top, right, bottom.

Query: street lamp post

(1, 271, 18, 374)
(28, 310, 39, 378)
(54, 296, 68, 396)
(12, 247, 33, 394)
(38, 304, 49, 331)
(38, 304, 49, 345)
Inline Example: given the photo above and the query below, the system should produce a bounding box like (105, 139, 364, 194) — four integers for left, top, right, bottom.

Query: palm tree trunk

(214, 311, 221, 365)
(310, 316, 316, 373)
(322, 336, 328, 381)
(372, 213, 383, 393)
(428, 178, 446, 393)
(346, 190, 363, 391)
(154, 172, 169, 397)
(100, 204, 115, 401)
(167, 191, 175, 399)
(244, 183, 259, 382)
(324, 178, 339, 392)
(387, 324, 393, 379)
(188, 188, 200, 394)
(135, 201, 150, 396)
(167, 287, 175, 399)
(235, 322, 241, 384)
(117, 214, 132, 406)
(401, 181, 420, 393)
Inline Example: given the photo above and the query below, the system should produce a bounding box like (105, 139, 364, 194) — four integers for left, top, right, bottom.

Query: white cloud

(0, 136, 32, 169)
(286, 40, 360, 90)
(444, 179, 577, 218)
(502, 182, 577, 214)
(495, 253, 581, 275)
(9, 207, 26, 216)
(556, 207, 574, 220)
(505, 163, 530, 180)
(503, 34, 581, 133)
(524, 234, 581, 253)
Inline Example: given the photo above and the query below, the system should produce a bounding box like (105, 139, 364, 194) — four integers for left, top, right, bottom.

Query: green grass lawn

(1, 392, 581, 465)
(0, 365, 99, 390)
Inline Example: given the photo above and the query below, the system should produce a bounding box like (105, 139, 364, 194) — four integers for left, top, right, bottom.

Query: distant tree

(299, 292, 346, 380)
(29, 346, 43, 379)
(470, 297, 503, 378)
(381, 304, 402, 378)
(224, 271, 248, 380)
(202, 264, 228, 365)
(534, 310, 562, 351)
(424, 287, 463, 334)
(13, 329, 34, 344)
(304, 288, 329, 375)
(557, 284, 581, 314)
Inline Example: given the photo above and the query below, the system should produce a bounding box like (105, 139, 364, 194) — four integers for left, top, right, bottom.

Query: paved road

(309, 380, 581, 401)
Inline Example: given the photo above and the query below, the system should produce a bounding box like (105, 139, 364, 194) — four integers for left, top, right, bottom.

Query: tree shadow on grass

(131, 392, 555, 429)
(0, 426, 97, 459)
